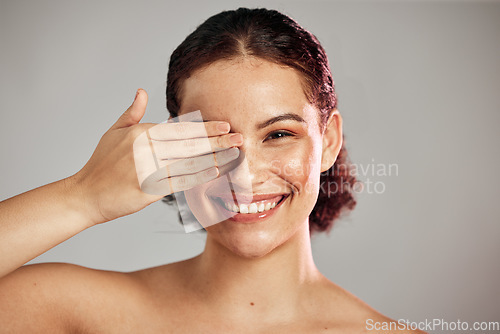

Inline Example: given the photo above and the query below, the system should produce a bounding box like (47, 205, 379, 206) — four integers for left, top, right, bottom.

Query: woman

(0, 7, 425, 333)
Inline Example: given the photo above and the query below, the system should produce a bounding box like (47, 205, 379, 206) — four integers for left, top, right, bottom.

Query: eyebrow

(202, 112, 306, 129)
(255, 113, 306, 130)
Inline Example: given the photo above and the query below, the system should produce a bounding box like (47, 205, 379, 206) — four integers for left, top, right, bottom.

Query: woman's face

(179, 57, 341, 258)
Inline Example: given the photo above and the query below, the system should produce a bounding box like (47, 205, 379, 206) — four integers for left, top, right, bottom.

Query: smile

(209, 193, 289, 222)
(225, 196, 280, 213)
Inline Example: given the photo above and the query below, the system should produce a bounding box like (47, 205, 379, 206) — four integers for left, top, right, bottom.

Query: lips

(214, 193, 286, 204)
(208, 193, 290, 223)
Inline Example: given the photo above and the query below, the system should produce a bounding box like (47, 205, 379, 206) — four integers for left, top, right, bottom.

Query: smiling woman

(163, 7, 358, 235)
(0, 7, 426, 334)
(170, 57, 346, 258)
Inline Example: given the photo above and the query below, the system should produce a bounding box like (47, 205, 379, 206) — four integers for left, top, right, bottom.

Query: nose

(226, 141, 269, 191)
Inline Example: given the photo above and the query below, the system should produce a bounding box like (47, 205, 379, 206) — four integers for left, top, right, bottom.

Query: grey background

(1, 0, 499, 329)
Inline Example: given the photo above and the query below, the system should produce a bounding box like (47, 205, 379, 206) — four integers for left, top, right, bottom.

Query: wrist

(62, 173, 100, 228)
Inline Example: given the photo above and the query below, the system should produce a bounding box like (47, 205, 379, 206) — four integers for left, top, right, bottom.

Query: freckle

(250, 302, 254, 306)
(33, 282, 37, 286)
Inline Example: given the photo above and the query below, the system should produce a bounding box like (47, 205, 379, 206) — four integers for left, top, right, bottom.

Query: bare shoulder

(127, 257, 195, 296)
(315, 277, 428, 334)
(0, 262, 147, 333)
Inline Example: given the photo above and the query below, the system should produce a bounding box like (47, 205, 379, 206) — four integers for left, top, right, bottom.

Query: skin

(0, 57, 426, 333)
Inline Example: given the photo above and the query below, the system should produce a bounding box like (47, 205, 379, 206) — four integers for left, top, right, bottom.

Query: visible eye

(265, 130, 294, 141)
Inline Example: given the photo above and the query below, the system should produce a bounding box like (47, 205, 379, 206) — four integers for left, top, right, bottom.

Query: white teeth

(239, 204, 249, 214)
(249, 203, 258, 213)
(219, 197, 285, 214)
(258, 203, 265, 212)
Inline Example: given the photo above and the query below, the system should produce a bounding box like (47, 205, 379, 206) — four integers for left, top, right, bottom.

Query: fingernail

(229, 133, 243, 145)
(207, 166, 219, 178)
(225, 147, 240, 159)
(134, 89, 140, 101)
(217, 122, 230, 133)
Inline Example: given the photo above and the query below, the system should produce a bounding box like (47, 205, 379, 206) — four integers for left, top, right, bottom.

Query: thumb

(111, 88, 148, 130)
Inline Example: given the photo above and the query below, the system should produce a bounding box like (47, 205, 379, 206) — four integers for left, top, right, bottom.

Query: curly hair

(163, 7, 357, 234)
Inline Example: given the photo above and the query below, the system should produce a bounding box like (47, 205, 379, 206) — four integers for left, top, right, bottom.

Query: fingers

(152, 133, 243, 159)
(133, 125, 243, 187)
(141, 166, 220, 195)
(166, 166, 221, 193)
(157, 147, 240, 177)
(111, 89, 148, 130)
(147, 121, 231, 140)
(133, 119, 244, 196)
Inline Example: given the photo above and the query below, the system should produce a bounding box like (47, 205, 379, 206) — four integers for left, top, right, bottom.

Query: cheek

(270, 143, 322, 194)
(283, 158, 309, 183)
(183, 181, 220, 228)
(183, 187, 205, 225)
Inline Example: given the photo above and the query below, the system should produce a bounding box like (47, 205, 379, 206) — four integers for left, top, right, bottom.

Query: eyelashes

(264, 130, 295, 142)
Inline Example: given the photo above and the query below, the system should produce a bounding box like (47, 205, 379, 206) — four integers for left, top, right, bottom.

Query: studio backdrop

(1, 0, 499, 330)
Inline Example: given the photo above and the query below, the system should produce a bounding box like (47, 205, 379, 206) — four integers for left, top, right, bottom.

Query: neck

(188, 222, 323, 322)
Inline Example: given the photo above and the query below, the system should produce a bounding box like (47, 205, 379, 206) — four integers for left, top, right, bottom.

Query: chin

(205, 220, 297, 259)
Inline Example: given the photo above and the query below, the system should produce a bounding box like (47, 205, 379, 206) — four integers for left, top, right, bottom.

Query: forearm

(0, 176, 93, 278)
